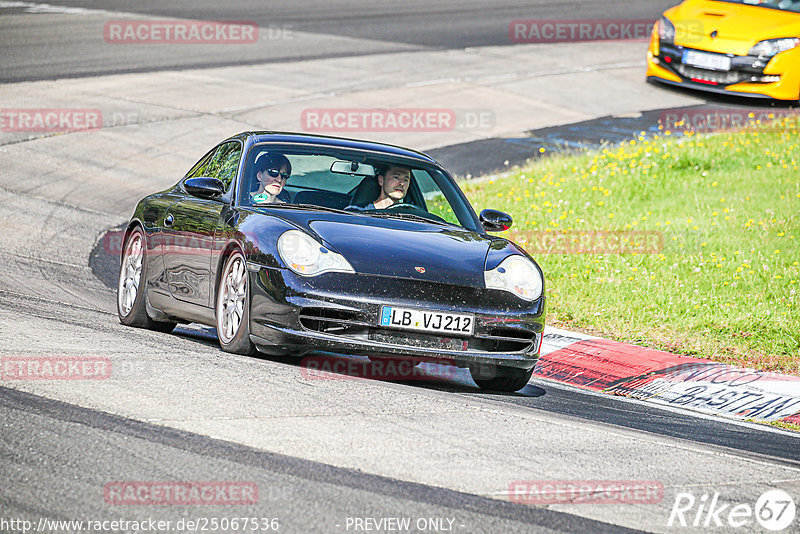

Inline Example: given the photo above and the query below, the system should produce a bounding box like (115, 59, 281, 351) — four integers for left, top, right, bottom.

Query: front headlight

(657, 16, 675, 43)
(277, 230, 354, 276)
(484, 255, 543, 302)
(749, 38, 800, 58)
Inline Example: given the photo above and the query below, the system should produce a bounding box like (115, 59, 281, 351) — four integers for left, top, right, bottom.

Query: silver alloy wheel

(118, 231, 143, 317)
(217, 254, 247, 344)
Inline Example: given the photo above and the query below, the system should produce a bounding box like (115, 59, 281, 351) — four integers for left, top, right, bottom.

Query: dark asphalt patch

(90, 223, 125, 290)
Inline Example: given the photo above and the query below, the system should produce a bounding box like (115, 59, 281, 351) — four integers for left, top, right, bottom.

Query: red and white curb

(536, 326, 800, 426)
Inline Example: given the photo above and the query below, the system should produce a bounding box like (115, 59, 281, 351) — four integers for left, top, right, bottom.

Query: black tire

(117, 226, 176, 333)
(469, 365, 534, 392)
(215, 251, 255, 355)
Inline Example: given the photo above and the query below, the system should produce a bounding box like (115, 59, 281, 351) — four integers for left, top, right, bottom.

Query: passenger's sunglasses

(264, 168, 290, 181)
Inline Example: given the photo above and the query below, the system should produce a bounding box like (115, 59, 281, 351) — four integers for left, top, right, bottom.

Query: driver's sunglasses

(265, 168, 290, 181)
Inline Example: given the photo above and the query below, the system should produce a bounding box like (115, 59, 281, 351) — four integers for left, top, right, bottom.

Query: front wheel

(469, 365, 534, 392)
(216, 251, 255, 355)
(117, 226, 176, 333)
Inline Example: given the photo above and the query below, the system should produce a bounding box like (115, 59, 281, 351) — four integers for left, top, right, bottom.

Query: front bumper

(246, 264, 545, 371)
(646, 37, 800, 101)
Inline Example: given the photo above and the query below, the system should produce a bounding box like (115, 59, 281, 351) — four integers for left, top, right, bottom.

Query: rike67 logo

(668, 489, 796, 531)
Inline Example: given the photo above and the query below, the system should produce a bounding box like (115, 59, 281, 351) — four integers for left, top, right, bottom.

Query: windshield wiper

(365, 211, 458, 228)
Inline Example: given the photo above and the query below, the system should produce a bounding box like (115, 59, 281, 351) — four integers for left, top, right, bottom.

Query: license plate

(682, 50, 731, 71)
(379, 306, 474, 335)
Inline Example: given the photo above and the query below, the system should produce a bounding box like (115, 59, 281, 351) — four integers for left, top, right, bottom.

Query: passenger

(349, 164, 411, 210)
(251, 153, 291, 204)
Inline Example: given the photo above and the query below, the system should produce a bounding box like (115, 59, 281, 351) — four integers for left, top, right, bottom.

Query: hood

(670, 0, 800, 55)
(272, 210, 495, 286)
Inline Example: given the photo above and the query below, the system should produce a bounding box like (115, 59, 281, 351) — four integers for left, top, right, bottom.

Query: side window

(206, 141, 242, 193)
(412, 169, 460, 226)
(186, 150, 214, 179)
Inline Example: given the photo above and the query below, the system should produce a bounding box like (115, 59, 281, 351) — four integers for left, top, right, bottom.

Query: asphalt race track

(1, 2, 799, 533)
(1, 0, 680, 82)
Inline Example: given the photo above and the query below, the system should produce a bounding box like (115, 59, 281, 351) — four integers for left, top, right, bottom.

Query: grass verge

(767, 420, 800, 432)
(463, 116, 799, 375)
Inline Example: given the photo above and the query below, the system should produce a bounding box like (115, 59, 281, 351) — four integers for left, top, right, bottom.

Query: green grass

(462, 116, 800, 375)
(767, 420, 800, 432)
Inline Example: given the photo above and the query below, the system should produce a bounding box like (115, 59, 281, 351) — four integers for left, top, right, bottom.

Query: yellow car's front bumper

(646, 28, 800, 101)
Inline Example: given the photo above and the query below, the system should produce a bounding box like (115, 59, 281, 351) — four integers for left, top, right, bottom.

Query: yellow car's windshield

(713, 0, 800, 12)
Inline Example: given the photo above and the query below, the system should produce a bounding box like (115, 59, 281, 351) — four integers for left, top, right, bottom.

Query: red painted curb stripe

(534, 338, 717, 391)
(782, 413, 800, 425)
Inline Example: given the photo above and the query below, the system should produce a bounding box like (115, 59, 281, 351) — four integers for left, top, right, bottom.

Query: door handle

(164, 213, 174, 227)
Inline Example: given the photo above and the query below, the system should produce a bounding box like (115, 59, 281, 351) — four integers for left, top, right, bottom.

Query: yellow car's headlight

(749, 38, 800, 58)
(657, 16, 675, 43)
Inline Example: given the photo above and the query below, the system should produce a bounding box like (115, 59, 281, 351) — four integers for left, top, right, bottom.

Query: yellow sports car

(647, 0, 800, 101)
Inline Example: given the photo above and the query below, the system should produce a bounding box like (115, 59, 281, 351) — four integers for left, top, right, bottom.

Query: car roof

(233, 131, 438, 165)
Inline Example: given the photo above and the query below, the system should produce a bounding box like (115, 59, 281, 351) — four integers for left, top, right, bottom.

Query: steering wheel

(384, 202, 449, 224)
(385, 202, 417, 210)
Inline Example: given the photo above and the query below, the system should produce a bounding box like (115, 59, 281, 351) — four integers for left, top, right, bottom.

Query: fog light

(761, 75, 781, 83)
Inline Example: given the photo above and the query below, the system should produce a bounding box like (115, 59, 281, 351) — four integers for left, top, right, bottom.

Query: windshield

(238, 144, 480, 231)
(712, 0, 800, 12)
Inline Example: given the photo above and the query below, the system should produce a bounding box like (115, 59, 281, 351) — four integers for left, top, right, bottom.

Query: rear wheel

(470, 365, 534, 392)
(117, 226, 176, 333)
(216, 251, 255, 355)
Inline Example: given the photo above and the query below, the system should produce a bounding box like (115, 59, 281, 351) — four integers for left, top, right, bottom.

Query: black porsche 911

(117, 132, 545, 391)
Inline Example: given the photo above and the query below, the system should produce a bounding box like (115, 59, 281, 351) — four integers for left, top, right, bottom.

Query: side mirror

(480, 209, 513, 232)
(185, 176, 224, 199)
